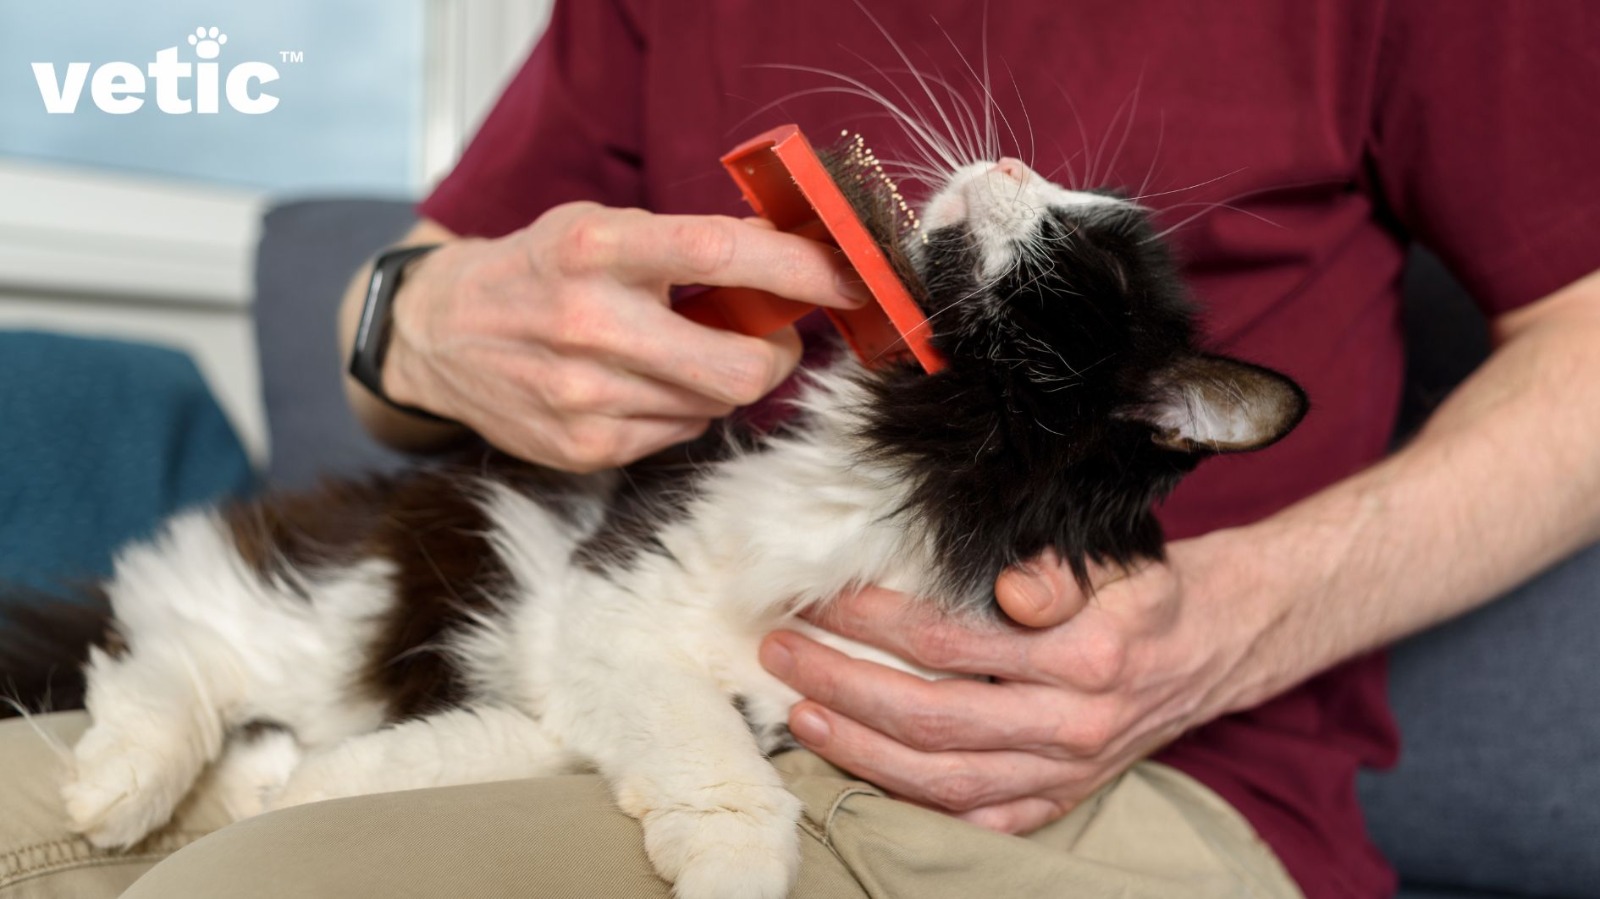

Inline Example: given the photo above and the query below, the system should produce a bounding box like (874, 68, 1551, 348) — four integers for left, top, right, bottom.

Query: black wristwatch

(348, 244, 453, 423)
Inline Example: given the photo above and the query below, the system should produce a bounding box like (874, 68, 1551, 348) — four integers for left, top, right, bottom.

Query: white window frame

(421, 0, 554, 187)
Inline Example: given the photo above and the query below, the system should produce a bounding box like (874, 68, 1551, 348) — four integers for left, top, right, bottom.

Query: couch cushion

(253, 199, 419, 489)
(1360, 541, 1600, 897)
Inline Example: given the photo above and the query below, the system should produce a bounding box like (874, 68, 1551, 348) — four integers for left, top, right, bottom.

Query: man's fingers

(761, 631, 1065, 752)
(528, 357, 738, 419)
(996, 550, 1141, 630)
(607, 416, 713, 462)
(611, 306, 804, 407)
(956, 796, 1073, 835)
(996, 552, 1093, 628)
(606, 213, 869, 309)
(606, 375, 737, 419)
(486, 413, 708, 474)
(806, 587, 1061, 681)
(785, 700, 1075, 812)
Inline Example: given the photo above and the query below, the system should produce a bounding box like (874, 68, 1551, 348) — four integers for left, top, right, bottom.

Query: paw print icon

(188, 27, 228, 60)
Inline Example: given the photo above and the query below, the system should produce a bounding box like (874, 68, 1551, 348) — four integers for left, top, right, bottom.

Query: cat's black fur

(867, 203, 1205, 603)
(0, 585, 121, 715)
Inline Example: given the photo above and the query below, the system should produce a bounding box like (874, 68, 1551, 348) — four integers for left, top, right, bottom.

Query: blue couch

(0, 332, 254, 591)
(255, 200, 1600, 899)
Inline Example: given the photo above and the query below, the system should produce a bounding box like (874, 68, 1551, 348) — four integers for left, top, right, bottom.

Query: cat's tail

(0, 584, 115, 719)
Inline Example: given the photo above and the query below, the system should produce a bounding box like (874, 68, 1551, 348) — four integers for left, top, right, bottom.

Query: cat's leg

(268, 705, 569, 809)
(555, 657, 804, 899)
(64, 638, 242, 848)
(63, 511, 388, 847)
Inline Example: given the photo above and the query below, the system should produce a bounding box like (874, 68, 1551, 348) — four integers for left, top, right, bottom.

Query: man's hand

(362, 203, 868, 471)
(759, 534, 1275, 834)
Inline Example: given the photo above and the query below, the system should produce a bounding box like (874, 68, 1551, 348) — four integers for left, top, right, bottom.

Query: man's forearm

(337, 218, 467, 452)
(1224, 269, 1600, 710)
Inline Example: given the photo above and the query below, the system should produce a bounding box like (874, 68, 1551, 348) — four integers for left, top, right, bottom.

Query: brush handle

(675, 287, 937, 375)
(671, 124, 946, 375)
(674, 287, 816, 337)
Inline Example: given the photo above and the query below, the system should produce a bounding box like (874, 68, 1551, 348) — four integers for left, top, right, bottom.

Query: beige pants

(0, 713, 1301, 898)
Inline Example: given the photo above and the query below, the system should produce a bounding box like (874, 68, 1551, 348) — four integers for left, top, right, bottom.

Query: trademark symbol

(279, 50, 304, 63)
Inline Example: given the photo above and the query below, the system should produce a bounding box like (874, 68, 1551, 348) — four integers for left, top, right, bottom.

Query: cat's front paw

(637, 785, 804, 899)
(63, 727, 193, 849)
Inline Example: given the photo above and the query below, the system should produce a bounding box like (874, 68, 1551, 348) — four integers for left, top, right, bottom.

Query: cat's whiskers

(929, 11, 1017, 164)
(1132, 111, 1167, 205)
(1004, 57, 1040, 175)
(1044, 142, 1088, 192)
(1, 696, 74, 765)
(1032, 416, 1067, 437)
(843, 57, 988, 168)
(747, 71, 965, 173)
(1126, 167, 1248, 204)
(873, 159, 950, 187)
(1049, 78, 1102, 190)
(974, 421, 1000, 463)
(1092, 70, 1146, 191)
(1145, 200, 1285, 244)
(849, 1, 990, 168)
(1014, 219, 1079, 274)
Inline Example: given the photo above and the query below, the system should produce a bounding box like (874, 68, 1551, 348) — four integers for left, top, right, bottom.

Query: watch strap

(348, 244, 453, 423)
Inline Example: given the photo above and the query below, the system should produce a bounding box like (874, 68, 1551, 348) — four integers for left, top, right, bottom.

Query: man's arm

(1214, 268, 1600, 704)
(336, 205, 870, 471)
(759, 268, 1600, 832)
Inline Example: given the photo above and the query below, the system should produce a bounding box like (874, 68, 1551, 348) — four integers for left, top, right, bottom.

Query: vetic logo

(32, 27, 284, 116)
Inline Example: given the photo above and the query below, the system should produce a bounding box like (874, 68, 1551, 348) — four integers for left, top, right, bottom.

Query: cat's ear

(1127, 355, 1307, 454)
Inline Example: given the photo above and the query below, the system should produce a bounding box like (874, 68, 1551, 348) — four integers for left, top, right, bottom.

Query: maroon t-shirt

(420, 3, 1600, 896)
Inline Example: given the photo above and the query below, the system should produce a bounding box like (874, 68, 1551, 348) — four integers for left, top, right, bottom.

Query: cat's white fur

(923, 159, 1122, 279)
(66, 362, 943, 899)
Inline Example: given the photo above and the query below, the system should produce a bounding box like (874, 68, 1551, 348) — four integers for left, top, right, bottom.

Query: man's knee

(122, 777, 668, 899)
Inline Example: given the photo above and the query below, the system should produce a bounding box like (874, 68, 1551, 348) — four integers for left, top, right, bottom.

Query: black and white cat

(4, 151, 1304, 899)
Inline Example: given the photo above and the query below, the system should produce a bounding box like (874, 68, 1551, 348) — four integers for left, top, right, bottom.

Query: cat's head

(850, 155, 1307, 605)
(910, 157, 1306, 458)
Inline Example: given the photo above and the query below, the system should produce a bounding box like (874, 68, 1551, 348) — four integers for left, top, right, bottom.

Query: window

(0, 0, 426, 194)
(0, 0, 548, 462)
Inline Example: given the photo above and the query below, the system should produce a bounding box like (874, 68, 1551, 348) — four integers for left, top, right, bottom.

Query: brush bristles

(818, 131, 932, 308)
(836, 130, 924, 241)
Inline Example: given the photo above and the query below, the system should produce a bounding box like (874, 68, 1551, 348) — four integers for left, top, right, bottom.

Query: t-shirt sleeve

(1370, 1, 1600, 316)
(418, 0, 646, 239)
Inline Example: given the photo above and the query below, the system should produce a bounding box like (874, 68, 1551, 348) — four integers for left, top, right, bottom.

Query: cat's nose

(992, 158, 1028, 182)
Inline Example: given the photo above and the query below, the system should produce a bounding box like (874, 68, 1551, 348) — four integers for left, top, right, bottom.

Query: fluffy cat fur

(0, 148, 1305, 899)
